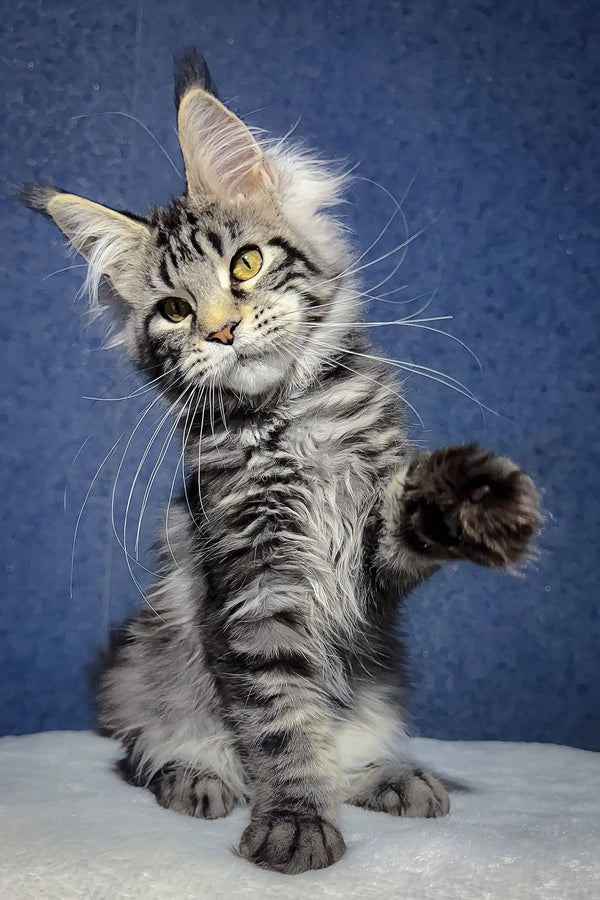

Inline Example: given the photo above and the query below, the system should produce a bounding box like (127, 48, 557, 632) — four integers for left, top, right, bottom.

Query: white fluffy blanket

(0, 732, 598, 899)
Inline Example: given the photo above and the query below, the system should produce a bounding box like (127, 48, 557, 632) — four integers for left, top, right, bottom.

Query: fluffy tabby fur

(21, 49, 540, 874)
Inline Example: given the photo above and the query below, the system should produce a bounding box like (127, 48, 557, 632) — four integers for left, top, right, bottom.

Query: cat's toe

(350, 768, 450, 818)
(151, 767, 238, 819)
(457, 453, 541, 567)
(238, 811, 346, 874)
(402, 769, 450, 818)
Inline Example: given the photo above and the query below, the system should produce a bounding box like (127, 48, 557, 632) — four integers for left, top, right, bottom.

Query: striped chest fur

(185, 366, 405, 655)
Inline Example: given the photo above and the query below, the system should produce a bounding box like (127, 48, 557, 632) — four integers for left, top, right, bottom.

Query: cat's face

(22, 53, 355, 403)
(131, 193, 339, 399)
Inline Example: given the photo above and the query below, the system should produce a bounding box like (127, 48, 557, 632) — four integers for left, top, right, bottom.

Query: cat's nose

(206, 320, 240, 345)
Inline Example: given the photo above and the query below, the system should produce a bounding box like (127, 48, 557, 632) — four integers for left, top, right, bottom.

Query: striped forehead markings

(159, 256, 174, 289)
(267, 237, 320, 276)
(206, 230, 224, 256)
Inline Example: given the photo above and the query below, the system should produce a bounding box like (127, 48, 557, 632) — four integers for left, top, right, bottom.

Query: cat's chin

(223, 352, 291, 397)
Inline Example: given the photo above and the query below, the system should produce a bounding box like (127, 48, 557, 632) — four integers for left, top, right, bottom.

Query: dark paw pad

(238, 811, 346, 874)
(150, 765, 237, 819)
(404, 445, 541, 568)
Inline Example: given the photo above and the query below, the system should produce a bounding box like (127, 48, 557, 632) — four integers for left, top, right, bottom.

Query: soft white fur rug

(0, 731, 598, 899)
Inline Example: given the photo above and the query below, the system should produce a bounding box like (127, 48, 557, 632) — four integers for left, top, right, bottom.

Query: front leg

(204, 454, 348, 874)
(222, 634, 346, 874)
(208, 562, 347, 874)
(378, 444, 541, 576)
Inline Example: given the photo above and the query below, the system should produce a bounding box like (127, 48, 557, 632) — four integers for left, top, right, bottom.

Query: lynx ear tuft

(18, 182, 67, 219)
(173, 47, 219, 110)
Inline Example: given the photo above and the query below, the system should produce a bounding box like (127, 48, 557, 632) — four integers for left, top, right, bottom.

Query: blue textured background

(1, 0, 598, 750)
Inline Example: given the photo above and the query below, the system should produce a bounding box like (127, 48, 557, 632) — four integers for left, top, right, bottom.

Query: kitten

(21, 49, 540, 874)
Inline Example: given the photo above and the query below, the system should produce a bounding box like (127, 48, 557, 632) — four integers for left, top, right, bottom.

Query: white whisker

(110, 382, 184, 589)
(165, 388, 205, 566)
(83, 370, 172, 402)
(289, 337, 426, 429)
(42, 263, 87, 282)
(133, 386, 195, 561)
(70, 434, 123, 601)
(196, 394, 210, 523)
(180, 388, 206, 527)
(303, 336, 494, 416)
(64, 435, 91, 514)
(71, 111, 182, 179)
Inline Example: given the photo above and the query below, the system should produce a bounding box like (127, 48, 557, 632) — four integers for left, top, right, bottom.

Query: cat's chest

(239, 417, 375, 487)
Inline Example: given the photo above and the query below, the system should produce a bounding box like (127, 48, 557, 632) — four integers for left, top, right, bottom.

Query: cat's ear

(174, 49, 274, 201)
(19, 184, 149, 299)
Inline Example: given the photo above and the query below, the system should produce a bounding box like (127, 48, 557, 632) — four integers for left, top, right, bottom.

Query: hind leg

(336, 686, 449, 819)
(101, 587, 249, 818)
(117, 735, 248, 820)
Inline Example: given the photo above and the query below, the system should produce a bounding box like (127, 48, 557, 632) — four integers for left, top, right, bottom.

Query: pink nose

(207, 320, 239, 345)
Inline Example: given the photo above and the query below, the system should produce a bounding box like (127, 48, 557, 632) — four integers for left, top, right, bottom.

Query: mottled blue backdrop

(1, 0, 598, 749)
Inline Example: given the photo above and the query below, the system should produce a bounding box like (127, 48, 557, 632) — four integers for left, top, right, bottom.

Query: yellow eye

(231, 246, 263, 282)
(159, 297, 193, 323)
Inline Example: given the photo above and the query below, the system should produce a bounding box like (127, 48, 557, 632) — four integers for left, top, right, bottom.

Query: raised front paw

(403, 445, 541, 568)
(238, 811, 346, 874)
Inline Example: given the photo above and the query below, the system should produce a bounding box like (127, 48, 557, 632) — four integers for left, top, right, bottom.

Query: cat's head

(21, 49, 357, 403)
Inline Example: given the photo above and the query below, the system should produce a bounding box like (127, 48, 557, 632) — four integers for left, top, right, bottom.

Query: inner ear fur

(21, 184, 150, 300)
(177, 87, 275, 201)
(45, 193, 149, 260)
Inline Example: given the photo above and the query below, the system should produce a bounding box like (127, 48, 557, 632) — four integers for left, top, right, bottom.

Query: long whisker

(64, 435, 92, 513)
(351, 172, 417, 296)
(83, 370, 172, 402)
(133, 386, 195, 560)
(391, 320, 483, 371)
(290, 309, 481, 369)
(314, 169, 417, 300)
(42, 264, 87, 282)
(301, 317, 481, 392)
(288, 337, 426, 429)
(196, 394, 210, 523)
(343, 184, 402, 274)
(337, 283, 426, 308)
(312, 226, 429, 293)
(208, 376, 221, 460)
(117, 385, 192, 621)
(303, 335, 494, 415)
(173, 387, 206, 553)
(293, 313, 452, 329)
(217, 383, 231, 440)
(335, 282, 410, 305)
(71, 112, 182, 179)
(273, 288, 436, 327)
(163, 387, 203, 566)
(111, 382, 183, 584)
(70, 434, 123, 600)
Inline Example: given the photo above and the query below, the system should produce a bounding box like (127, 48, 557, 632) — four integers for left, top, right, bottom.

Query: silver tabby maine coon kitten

(21, 50, 540, 874)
